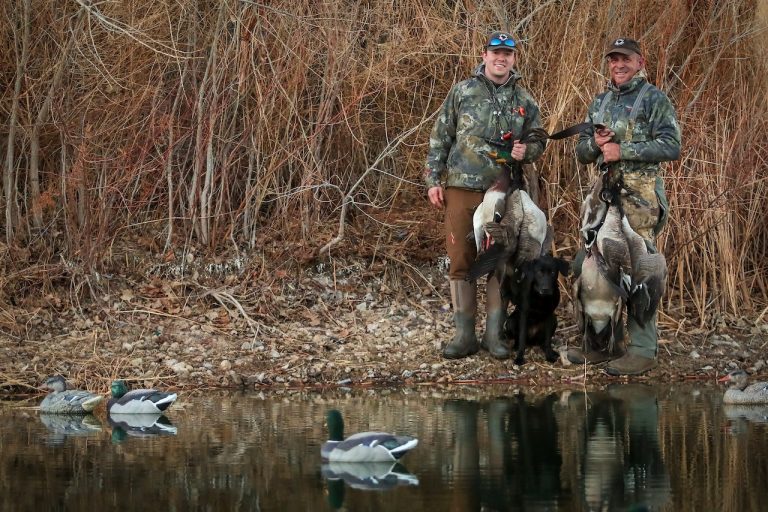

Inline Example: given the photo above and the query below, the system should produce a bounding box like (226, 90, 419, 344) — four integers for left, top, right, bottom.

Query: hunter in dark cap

(604, 37, 642, 57)
(570, 37, 681, 376)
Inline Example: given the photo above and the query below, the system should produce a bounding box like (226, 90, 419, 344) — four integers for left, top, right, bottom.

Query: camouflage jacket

(575, 75, 681, 174)
(424, 66, 546, 191)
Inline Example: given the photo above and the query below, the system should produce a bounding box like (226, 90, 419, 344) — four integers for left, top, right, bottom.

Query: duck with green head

(321, 409, 418, 462)
(108, 379, 177, 414)
(39, 375, 104, 414)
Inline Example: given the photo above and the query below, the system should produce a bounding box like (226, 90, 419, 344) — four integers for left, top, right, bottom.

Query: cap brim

(486, 46, 516, 52)
(605, 48, 639, 57)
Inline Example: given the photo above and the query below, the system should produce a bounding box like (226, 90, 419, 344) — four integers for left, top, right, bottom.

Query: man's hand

(428, 186, 445, 208)
(511, 141, 527, 161)
(594, 127, 614, 147)
(595, 127, 620, 163)
(601, 142, 621, 163)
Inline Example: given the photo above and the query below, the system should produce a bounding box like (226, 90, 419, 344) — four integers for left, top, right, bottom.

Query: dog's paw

(514, 355, 526, 366)
(544, 351, 559, 363)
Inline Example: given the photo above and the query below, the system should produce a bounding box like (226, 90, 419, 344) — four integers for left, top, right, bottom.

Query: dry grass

(0, 0, 766, 326)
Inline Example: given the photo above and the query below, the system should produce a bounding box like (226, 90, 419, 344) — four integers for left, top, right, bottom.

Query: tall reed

(0, 0, 766, 324)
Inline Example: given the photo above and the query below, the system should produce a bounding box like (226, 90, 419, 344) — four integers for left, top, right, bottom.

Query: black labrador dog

(502, 254, 570, 365)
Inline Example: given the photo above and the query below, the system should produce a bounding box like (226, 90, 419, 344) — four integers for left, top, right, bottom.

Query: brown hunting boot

(480, 276, 510, 359)
(443, 280, 479, 359)
(605, 353, 657, 376)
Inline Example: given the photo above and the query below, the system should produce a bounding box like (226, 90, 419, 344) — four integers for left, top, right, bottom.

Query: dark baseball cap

(604, 37, 642, 57)
(486, 31, 517, 51)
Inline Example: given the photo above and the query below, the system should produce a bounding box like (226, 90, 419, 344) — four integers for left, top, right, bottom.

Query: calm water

(1, 383, 767, 511)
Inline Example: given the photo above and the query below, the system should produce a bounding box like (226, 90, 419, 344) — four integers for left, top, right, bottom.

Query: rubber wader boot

(606, 312, 657, 375)
(480, 276, 510, 359)
(443, 280, 478, 359)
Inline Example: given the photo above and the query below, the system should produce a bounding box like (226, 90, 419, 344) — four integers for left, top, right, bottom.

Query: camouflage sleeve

(424, 86, 458, 188)
(520, 96, 546, 163)
(575, 100, 603, 164)
(619, 91, 681, 163)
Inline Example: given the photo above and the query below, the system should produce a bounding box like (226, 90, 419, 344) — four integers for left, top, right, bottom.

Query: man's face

(482, 48, 516, 84)
(607, 52, 645, 86)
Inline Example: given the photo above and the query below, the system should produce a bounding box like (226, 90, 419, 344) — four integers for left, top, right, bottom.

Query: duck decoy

(39, 375, 104, 414)
(321, 409, 418, 462)
(620, 216, 667, 327)
(107, 379, 177, 414)
(718, 369, 768, 404)
(573, 245, 627, 354)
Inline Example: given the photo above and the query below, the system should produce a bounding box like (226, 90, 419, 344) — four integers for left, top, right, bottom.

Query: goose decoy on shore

(719, 369, 768, 404)
(573, 245, 627, 354)
(39, 375, 104, 414)
(321, 409, 418, 462)
(108, 380, 177, 414)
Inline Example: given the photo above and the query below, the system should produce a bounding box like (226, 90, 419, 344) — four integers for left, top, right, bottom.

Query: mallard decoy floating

(39, 375, 104, 414)
(108, 380, 177, 414)
(321, 409, 418, 462)
(719, 369, 768, 404)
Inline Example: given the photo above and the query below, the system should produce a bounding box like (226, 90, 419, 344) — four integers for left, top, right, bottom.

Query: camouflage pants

(619, 173, 668, 242)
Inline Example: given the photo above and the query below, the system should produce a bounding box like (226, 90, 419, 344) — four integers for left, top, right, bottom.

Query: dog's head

(523, 255, 570, 296)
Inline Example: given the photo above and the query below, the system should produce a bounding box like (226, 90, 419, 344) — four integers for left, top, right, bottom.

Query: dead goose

(573, 245, 627, 354)
(471, 171, 510, 253)
(595, 205, 632, 292)
(468, 188, 547, 284)
(619, 215, 668, 327)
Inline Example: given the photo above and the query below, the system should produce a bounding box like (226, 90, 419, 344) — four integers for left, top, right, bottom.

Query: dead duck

(321, 409, 418, 462)
(719, 369, 768, 404)
(39, 375, 104, 414)
(573, 245, 627, 354)
(620, 215, 668, 326)
(108, 380, 177, 415)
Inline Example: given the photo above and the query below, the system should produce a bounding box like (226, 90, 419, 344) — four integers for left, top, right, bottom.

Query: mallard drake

(107, 380, 177, 414)
(39, 375, 104, 414)
(719, 369, 768, 404)
(321, 409, 418, 462)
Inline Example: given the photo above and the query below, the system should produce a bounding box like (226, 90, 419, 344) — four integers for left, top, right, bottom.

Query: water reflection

(572, 384, 671, 511)
(39, 413, 102, 445)
(108, 413, 178, 443)
(322, 461, 418, 509)
(1, 383, 767, 511)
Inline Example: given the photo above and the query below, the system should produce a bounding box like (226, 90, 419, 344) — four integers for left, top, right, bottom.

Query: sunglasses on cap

(488, 37, 516, 49)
